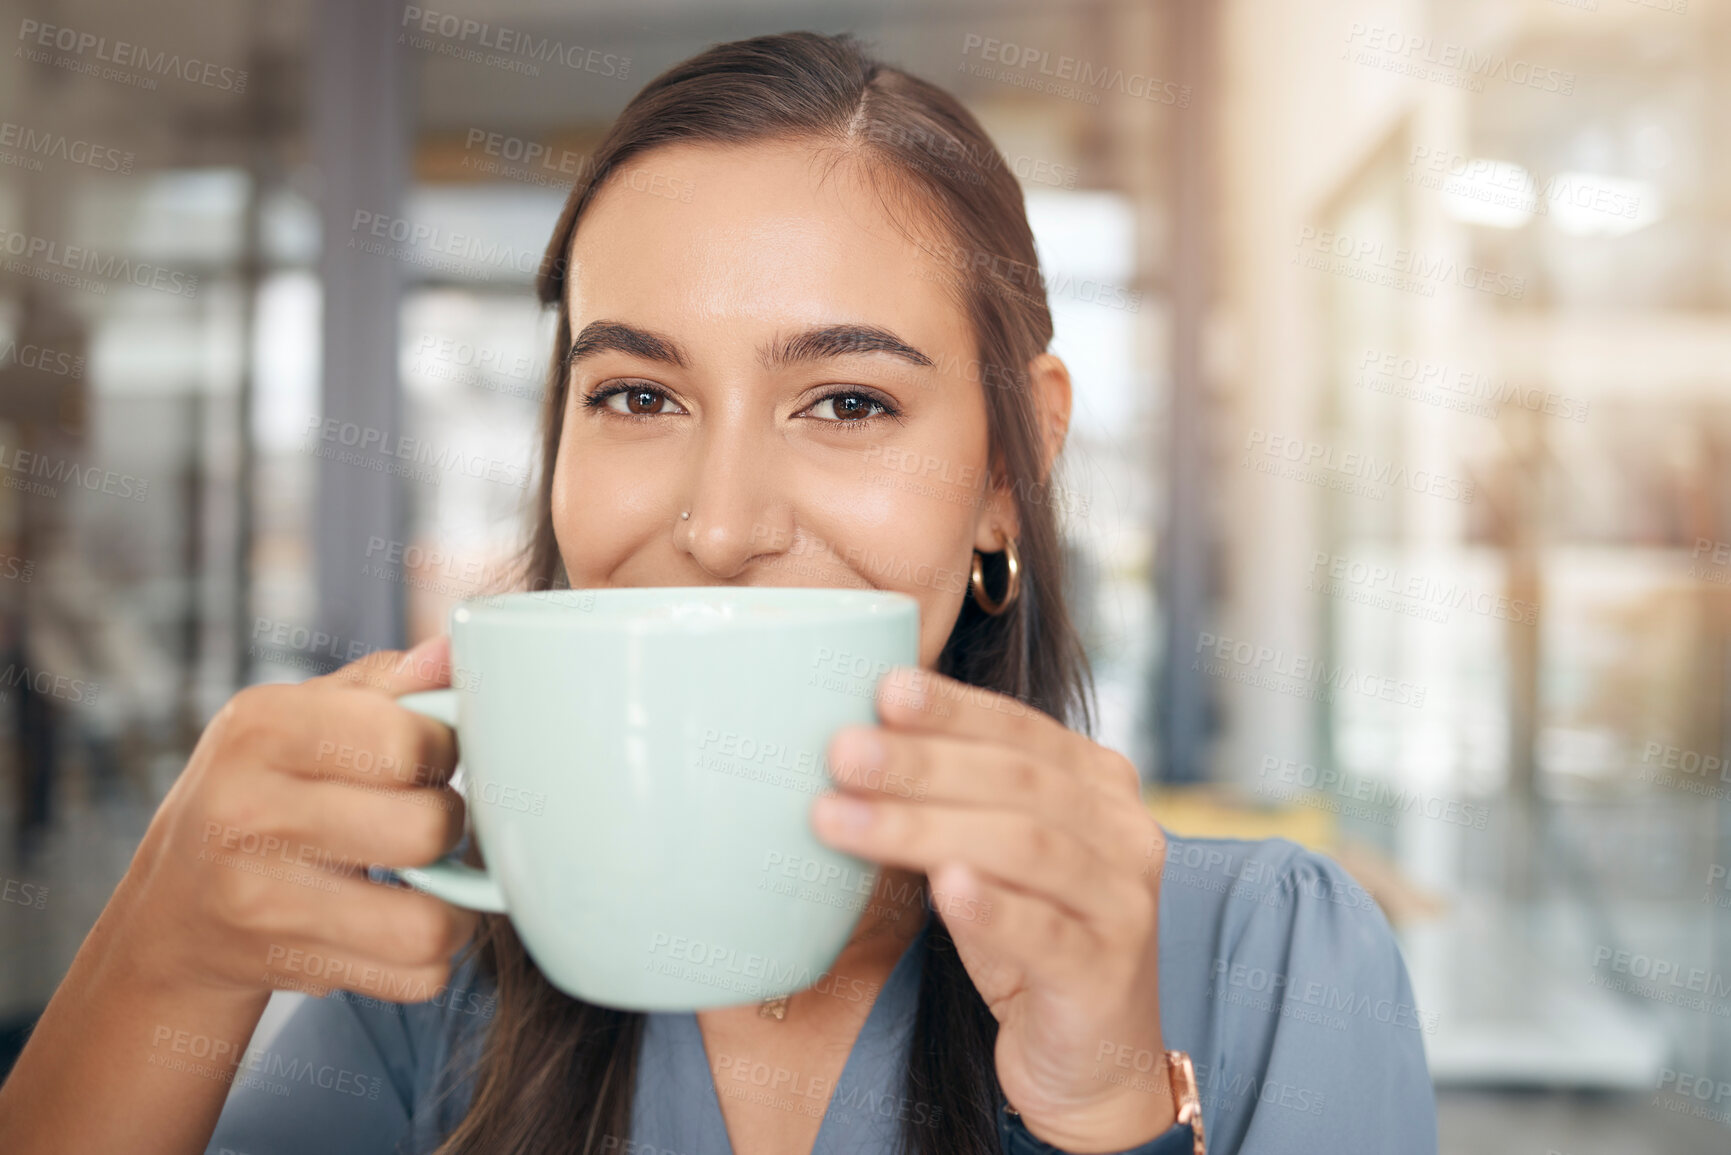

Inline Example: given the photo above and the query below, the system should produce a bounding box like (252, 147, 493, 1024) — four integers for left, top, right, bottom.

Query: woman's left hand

(812, 666, 1175, 1153)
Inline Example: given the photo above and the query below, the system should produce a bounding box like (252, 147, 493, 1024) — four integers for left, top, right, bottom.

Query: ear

(974, 352, 1074, 553)
(1028, 352, 1073, 473)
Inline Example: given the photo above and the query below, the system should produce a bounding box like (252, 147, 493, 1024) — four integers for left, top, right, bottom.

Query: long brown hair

(433, 31, 1094, 1155)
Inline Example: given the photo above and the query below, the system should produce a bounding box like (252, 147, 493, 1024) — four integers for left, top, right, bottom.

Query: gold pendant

(758, 994, 790, 1021)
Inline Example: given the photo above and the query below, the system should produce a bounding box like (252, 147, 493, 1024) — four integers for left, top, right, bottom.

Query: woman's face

(550, 139, 1066, 668)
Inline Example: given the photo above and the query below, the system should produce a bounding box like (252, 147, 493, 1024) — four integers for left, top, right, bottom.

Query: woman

(0, 31, 1436, 1155)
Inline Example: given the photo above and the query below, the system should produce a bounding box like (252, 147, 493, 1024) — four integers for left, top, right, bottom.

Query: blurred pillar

(311, 0, 409, 655)
(1499, 407, 1544, 900)
(1154, 0, 1217, 784)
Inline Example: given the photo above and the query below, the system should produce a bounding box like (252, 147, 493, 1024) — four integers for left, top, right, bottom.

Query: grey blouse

(203, 834, 1437, 1154)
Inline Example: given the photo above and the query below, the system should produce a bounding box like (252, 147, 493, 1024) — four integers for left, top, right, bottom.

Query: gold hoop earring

(969, 539, 1021, 616)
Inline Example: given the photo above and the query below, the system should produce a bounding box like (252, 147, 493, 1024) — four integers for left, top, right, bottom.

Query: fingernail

(815, 794, 876, 835)
(882, 667, 926, 714)
(934, 862, 976, 901)
(830, 727, 883, 779)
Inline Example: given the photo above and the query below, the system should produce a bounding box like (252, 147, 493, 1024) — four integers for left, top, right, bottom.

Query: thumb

(322, 634, 453, 697)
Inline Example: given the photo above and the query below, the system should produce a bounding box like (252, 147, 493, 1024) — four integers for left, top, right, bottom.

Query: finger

(810, 794, 1136, 931)
(211, 859, 482, 980)
(874, 666, 1085, 778)
(276, 680, 459, 788)
(304, 877, 483, 980)
(829, 726, 1090, 823)
(260, 933, 476, 1006)
(827, 728, 1158, 874)
(262, 947, 459, 1006)
(321, 635, 453, 698)
(927, 863, 1093, 990)
(207, 773, 466, 873)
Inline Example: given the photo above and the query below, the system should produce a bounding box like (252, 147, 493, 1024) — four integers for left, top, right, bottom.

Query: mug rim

(452, 586, 920, 631)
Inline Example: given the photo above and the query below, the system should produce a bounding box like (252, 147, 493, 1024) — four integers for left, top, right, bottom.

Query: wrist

(1012, 1068, 1180, 1154)
(100, 870, 255, 1005)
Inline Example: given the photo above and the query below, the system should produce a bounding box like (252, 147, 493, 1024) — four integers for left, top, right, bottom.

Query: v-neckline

(660, 913, 933, 1155)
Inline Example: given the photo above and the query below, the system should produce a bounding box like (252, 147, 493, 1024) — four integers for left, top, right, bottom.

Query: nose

(676, 418, 794, 580)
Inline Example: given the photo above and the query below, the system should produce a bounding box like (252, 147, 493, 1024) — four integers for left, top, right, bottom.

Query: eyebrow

(567, 320, 689, 369)
(565, 321, 934, 372)
(763, 324, 934, 369)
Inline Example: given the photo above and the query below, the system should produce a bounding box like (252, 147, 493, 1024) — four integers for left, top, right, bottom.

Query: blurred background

(0, 0, 1728, 1150)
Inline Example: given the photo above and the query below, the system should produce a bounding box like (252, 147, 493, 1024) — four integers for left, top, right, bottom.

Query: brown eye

(807, 392, 887, 422)
(595, 384, 684, 417)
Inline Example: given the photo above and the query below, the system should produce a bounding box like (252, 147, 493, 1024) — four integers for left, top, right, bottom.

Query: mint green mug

(394, 587, 919, 1012)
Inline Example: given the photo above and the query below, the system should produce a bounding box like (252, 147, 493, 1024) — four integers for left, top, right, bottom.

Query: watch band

(1166, 1050, 1207, 1155)
(996, 1051, 1206, 1155)
(996, 1102, 1196, 1155)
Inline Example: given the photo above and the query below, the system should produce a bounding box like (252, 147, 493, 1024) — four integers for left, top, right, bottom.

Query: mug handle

(393, 688, 508, 913)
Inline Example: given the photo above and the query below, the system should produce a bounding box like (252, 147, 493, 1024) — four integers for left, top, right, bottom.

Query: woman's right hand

(114, 635, 481, 1003)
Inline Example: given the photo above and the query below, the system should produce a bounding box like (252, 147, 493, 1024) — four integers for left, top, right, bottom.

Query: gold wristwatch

(1166, 1050, 1207, 1155)
(1003, 1050, 1206, 1153)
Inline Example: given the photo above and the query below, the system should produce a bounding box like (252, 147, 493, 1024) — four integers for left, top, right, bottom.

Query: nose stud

(680, 511, 690, 520)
